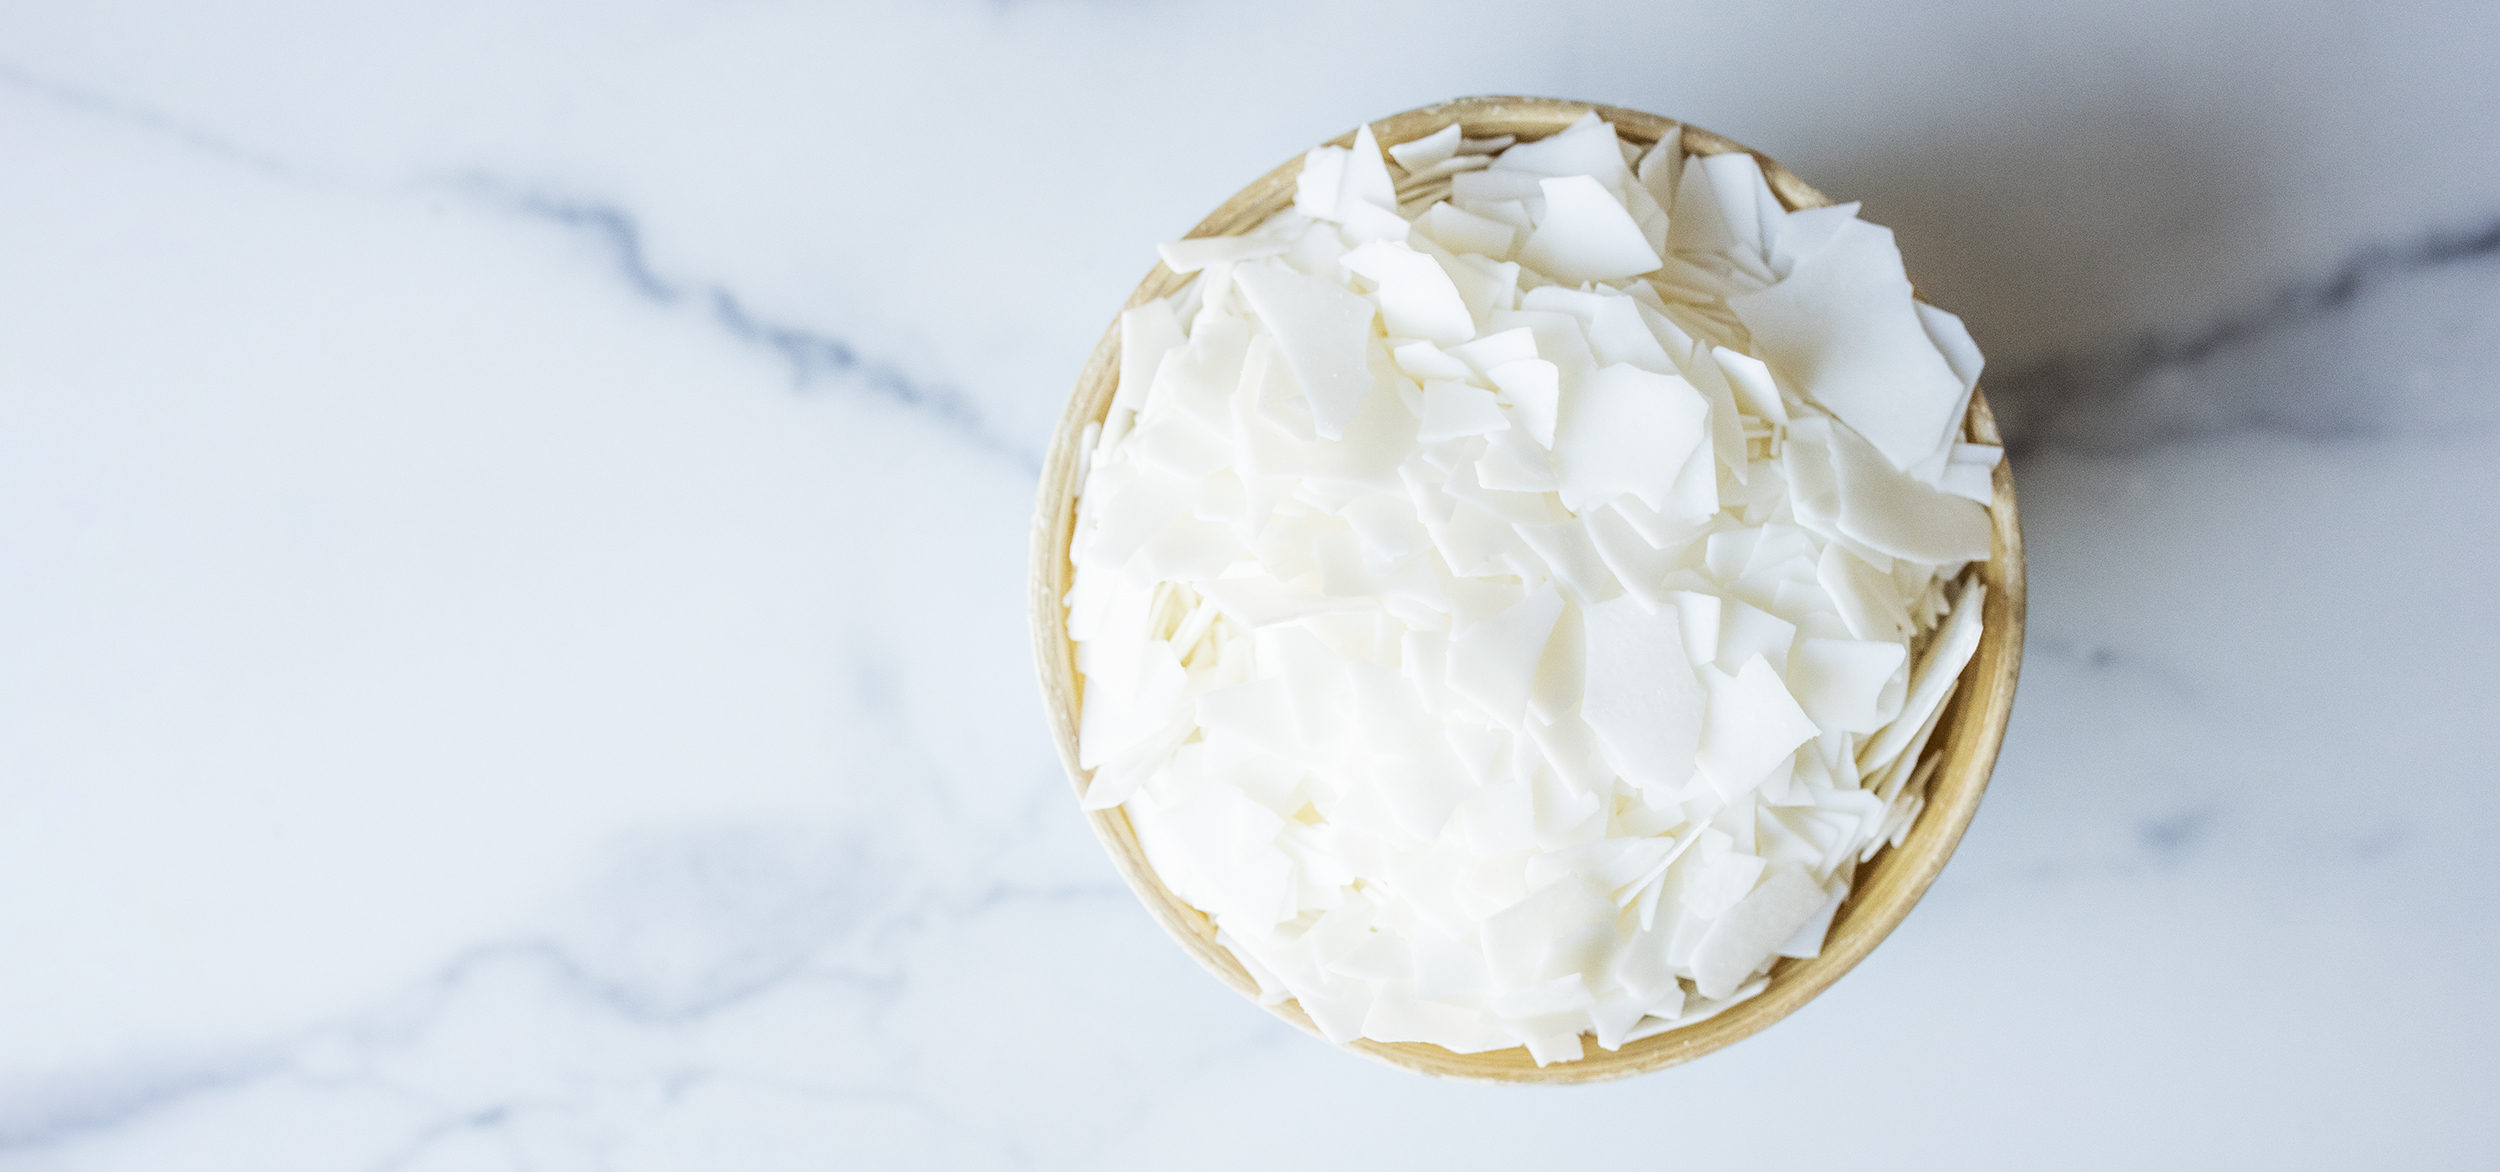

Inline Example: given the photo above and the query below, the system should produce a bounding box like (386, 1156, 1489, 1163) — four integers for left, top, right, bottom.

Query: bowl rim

(1027, 95, 2026, 1084)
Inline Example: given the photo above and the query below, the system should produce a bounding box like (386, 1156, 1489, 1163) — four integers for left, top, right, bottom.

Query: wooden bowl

(1028, 96, 2025, 1083)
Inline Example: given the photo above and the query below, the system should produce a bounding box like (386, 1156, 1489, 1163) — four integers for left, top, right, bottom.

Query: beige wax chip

(1233, 264, 1378, 442)
(1519, 176, 1665, 284)
(1727, 218, 1966, 471)
(1552, 364, 1710, 513)
(1343, 240, 1475, 345)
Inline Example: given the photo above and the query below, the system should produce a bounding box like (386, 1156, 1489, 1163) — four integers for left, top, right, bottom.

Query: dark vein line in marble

(1991, 212, 2500, 457)
(459, 177, 1044, 475)
(0, 60, 302, 179)
(0, 1050, 289, 1154)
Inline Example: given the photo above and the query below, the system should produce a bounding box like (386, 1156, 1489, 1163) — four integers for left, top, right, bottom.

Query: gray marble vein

(1991, 211, 2500, 455)
(460, 178, 1046, 475)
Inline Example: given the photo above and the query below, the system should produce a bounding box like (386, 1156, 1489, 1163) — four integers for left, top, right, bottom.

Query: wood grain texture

(1027, 96, 2026, 1084)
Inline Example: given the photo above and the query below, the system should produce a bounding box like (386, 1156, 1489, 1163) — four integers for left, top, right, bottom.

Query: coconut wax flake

(1066, 114, 1994, 1064)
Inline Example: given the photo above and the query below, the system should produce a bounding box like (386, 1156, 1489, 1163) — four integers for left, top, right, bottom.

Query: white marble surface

(3, 0, 2497, 1166)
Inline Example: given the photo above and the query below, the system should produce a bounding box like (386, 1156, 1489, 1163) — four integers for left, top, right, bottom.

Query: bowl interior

(1028, 96, 2026, 1083)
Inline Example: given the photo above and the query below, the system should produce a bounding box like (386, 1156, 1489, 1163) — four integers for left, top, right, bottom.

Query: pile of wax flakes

(1066, 114, 1995, 1064)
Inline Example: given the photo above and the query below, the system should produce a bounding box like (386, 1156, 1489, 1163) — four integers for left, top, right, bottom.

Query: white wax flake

(1232, 264, 1378, 442)
(1450, 327, 1539, 376)
(1343, 240, 1476, 345)
(1820, 412, 1993, 564)
(1294, 146, 1350, 221)
(1491, 114, 1634, 190)
(1340, 124, 1400, 218)
(1391, 339, 1474, 382)
(1071, 121, 1996, 1063)
(1551, 364, 1710, 513)
(1580, 595, 1704, 799)
(1116, 300, 1186, 415)
(1727, 217, 1967, 471)
(1788, 637, 1908, 734)
(1695, 656, 1820, 798)
(1447, 584, 1565, 728)
(1486, 359, 1560, 448)
(1939, 442, 2002, 505)
(1417, 380, 1511, 442)
(1421, 202, 1520, 260)
(1388, 123, 1465, 172)
(1518, 176, 1666, 284)
(1690, 865, 1829, 999)
(1158, 235, 1291, 274)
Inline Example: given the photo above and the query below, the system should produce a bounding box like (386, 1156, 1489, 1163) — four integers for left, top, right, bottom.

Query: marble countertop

(4, 1, 2495, 1167)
